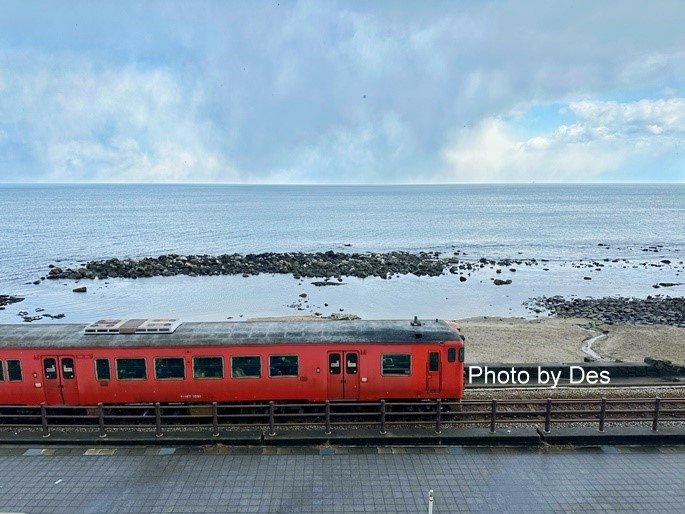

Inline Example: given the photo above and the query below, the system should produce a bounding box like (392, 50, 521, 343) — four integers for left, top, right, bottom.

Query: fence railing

(1, 397, 684, 439)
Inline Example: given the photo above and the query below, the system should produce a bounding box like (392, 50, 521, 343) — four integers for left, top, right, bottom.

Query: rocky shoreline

(45, 251, 544, 281)
(527, 295, 685, 327)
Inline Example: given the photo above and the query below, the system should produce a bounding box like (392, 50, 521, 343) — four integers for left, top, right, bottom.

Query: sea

(1, 183, 683, 323)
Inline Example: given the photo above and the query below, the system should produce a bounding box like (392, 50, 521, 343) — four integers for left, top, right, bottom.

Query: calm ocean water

(1, 184, 683, 322)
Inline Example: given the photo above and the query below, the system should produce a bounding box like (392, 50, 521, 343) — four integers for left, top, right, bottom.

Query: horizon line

(0, 181, 684, 186)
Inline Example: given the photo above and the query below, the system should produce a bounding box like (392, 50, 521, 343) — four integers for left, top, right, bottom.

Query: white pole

(428, 489, 434, 514)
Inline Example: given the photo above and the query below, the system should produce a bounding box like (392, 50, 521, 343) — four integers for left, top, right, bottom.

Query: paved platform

(0, 445, 684, 512)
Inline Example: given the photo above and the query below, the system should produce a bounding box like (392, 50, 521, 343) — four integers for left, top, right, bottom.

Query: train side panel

(0, 340, 464, 405)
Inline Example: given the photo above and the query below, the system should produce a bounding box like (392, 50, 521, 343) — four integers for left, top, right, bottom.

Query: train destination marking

(468, 366, 611, 388)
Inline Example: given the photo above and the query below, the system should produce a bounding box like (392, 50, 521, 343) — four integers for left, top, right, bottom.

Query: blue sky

(0, 1, 684, 183)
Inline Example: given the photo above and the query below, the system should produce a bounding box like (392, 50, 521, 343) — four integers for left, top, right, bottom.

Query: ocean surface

(1, 184, 683, 323)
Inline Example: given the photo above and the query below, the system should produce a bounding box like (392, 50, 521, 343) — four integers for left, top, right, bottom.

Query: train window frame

(328, 353, 341, 375)
(346, 353, 358, 375)
(61, 357, 75, 380)
(381, 354, 412, 376)
(193, 356, 225, 379)
(0, 360, 4, 381)
(231, 356, 261, 378)
(7, 359, 22, 381)
(154, 357, 186, 380)
(43, 357, 58, 380)
(115, 358, 148, 380)
(429, 352, 440, 372)
(268, 355, 299, 378)
(447, 348, 456, 363)
(95, 358, 111, 381)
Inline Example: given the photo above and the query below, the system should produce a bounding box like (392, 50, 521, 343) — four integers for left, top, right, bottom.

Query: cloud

(438, 98, 685, 182)
(0, 2, 684, 183)
(0, 55, 236, 182)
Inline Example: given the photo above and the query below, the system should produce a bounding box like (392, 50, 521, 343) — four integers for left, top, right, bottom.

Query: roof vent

(85, 318, 182, 335)
(410, 316, 422, 327)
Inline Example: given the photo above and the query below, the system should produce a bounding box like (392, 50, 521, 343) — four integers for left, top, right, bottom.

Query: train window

(346, 353, 358, 374)
(116, 358, 147, 380)
(429, 352, 439, 372)
(7, 360, 22, 381)
(231, 356, 260, 378)
(0, 361, 4, 381)
(459, 347, 465, 363)
(382, 354, 411, 376)
(269, 355, 298, 377)
(155, 358, 185, 380)
(44, 358, 58, 379)
(95, 359, 111, 381)
(328, 353, 341, 375)
(447, 348, 456, 363)
(62, 357, 75, 379)
(194, 357, 224, 379)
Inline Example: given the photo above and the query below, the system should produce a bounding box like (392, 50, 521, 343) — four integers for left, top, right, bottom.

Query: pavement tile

(0, 445, 683, 512)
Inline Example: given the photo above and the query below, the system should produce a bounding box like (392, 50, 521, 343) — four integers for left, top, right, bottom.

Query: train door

(426, 351, 441, 394)
(41, 356, 80, 405)
(327, 351, 360, 400)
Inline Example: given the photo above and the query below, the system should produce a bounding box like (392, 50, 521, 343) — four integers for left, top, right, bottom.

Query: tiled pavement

(0, 445, 684, 513)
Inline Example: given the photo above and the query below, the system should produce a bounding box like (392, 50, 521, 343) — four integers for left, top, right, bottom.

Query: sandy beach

(459, 316, 685, 365)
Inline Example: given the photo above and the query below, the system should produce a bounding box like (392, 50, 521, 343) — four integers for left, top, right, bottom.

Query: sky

(0, 1, 684, 184)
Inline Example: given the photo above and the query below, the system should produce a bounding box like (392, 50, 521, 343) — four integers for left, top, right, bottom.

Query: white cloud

(1, 2, 685, 183)
(437, 98, 685, 183)
(0, 56, 237, 183)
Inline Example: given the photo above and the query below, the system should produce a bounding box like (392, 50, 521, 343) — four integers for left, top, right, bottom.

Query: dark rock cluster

(46, 252, 539, 281)
(526, 295, 685, 327)
(0, 295, 24, 310)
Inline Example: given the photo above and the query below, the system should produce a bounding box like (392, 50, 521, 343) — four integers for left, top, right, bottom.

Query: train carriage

(0, 318, 465, 406)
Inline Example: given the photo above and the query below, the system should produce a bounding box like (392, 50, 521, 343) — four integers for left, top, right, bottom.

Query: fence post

(428, 489, 434, 514)
(435, 399, 442, 434)
(41, 404, 50, 438)
(324, 401, 332, 435)
(380, 400, 387, 435)
(155, 402, 163, 438)
(490, 400, 497, 434)
(212, 402, 219, 437)
(268, 401, 276, 436)
(598, 397, 607, 432)
(652, 397, 661, 432)
(544, 398, 552, 433)
(98, 403, 106, 438)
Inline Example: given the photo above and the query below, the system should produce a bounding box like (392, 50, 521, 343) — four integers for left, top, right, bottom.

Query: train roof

(0, 319, 462, 349)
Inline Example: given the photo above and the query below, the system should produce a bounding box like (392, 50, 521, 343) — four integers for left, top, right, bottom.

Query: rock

(459, 276, 467, 282)
(493, 279, 512, 286)
(32, 280, 41, 285)
(299, 293, 307, 298)
(72, 286, 87, 293)
(0, 295, 24, 307)
(526, 296, 685, 327)
(583, 276, 592, 280)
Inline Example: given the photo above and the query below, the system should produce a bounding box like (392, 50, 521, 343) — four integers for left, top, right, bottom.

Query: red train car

(0, 318, 465, 406)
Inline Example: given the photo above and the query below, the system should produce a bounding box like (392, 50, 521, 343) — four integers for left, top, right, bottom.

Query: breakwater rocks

(46, 252, 539, 281)
(0, 295, 24, 310)
(527, 296, 685, 327)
